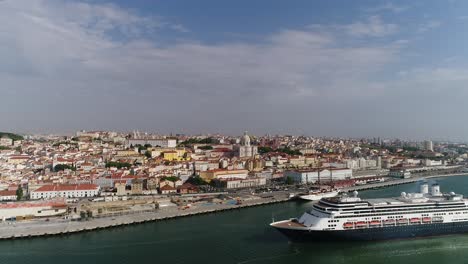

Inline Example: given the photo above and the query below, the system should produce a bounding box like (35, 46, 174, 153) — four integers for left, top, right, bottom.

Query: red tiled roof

(34, 184, 99, 192)
(0, 190, 16, 196)
(160, 185, 176, 190)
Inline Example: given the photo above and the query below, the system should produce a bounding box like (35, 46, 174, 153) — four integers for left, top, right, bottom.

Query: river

(2, 176, 468, 264)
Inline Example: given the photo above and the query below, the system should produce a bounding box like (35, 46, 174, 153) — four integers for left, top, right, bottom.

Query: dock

(343, 173, 468, 192)
(0, 194, 291, 240)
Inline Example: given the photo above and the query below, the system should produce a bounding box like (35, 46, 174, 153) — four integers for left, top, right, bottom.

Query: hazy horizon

(2, 0, 468, 141)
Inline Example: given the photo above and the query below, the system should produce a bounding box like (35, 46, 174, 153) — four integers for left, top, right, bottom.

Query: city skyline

(2, 0, 468, 140)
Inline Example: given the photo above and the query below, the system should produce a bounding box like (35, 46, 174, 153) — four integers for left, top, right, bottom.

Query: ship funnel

(420, 183, 429, 194)
(431, 184, 441, 196)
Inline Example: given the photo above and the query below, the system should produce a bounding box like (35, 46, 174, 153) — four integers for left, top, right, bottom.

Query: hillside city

(0, 130, 466, 222)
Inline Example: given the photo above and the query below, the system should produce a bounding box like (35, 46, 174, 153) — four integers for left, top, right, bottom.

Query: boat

(299, 190, 340, 201)
(271, 183, 468, 241)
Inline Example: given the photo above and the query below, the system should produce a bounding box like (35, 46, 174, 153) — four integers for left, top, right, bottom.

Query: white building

(234, 131, 258, 158)
(284, 168, 353, 184)
(424, 140, 434, 152)
(31, 184, 100, 200)
(0, 190, 17, 201)
(424, 159, 443, 166)
(0, 200, 67, 220)
(214, 177, 267, 189)
(0, 137, 13, 147)
(127, 138, 177, 148)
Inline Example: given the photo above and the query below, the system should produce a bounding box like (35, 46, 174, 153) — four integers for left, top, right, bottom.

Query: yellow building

(200, 169, 249, 182)
(116, 150, 138, 156)
(161, 149, 187, 161)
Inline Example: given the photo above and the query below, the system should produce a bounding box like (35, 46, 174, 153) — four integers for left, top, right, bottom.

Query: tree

(54, 164, 76, 172)
(198, 145, 213, 150)
(105, 162, 132, 169)
(144, 150, 152, 159)
(186, 176, 208, 186)
(16, 186, 23, 201)
(258, 146, 273, 154)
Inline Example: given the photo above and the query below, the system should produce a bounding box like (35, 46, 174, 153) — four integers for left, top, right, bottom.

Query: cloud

(0, 0, 401, 135)
(365, 3, 409, 13)
(418, 20, 441, 33)
(2, 0, 468, 140)
(344, 16, 398, 37)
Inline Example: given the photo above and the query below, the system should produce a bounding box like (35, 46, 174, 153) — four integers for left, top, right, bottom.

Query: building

(0, 190, 17, 201)
(199, 169, 249, 182)
(424, 159, 443, 166)
(160, 185, 177, 194)
(127, 137, 177, 148)
(115, 181, 127, 196)
(424, 140, 434, 152)
(31, 184, 100, 200)
(388, 169, 411, 178)
(234, 132, 258, 158)
(177, 183, 199, 194)
(212, 177, 267, 189)
(0, 137, 13, 147)
(131, 179, 143, 195)
(284, 168, 353, 184)
(0, 200, 67, 220)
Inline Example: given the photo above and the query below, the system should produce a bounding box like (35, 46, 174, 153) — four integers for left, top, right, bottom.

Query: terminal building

(30, 184, 100, 200)
(284, 168, 353, 184)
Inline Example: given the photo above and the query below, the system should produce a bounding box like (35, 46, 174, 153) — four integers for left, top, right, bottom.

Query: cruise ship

(271, 183, 468, 241)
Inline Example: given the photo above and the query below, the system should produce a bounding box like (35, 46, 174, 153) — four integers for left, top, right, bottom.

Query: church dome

(241, 131, 251, 146)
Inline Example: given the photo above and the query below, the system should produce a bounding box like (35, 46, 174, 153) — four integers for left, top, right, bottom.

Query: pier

(342, 173, 468, 192)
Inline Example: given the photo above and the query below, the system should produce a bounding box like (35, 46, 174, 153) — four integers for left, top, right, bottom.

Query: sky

(2, 0, 468, 141)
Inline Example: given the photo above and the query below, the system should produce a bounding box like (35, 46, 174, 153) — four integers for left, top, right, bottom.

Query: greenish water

(2, 176, 468, 264)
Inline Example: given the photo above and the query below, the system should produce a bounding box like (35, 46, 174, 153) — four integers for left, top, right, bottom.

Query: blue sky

(1, 0, 468, 140)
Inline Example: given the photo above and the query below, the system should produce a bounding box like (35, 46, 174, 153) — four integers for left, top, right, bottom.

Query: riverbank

(2, 172, 467, 241)
(0, 193, 290, 240)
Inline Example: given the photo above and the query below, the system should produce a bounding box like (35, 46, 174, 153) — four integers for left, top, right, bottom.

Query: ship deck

(272, 220, 306, 228)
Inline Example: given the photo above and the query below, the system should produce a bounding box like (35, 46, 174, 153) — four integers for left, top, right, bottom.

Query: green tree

(258, 146, 273, 154)
(144, 150, 152, 159)
(198, 145, 213, 150)
(105, 161, 132, 169)
(16, 186, 23, 201)
(54, 164, 76, 172)
(186, 176, 208, 186)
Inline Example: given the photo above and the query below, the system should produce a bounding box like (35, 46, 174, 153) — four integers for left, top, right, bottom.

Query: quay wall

(0, 196, 290, 241)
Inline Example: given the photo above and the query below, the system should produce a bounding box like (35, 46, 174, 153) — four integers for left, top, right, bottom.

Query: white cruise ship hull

(271, 220, 468, 241)
(271, 183, 468, 242)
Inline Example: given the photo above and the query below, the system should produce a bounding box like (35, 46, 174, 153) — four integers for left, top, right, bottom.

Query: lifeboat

(383, 219, 395, 225)
(355, 221, 367, 227)
(410, 218, 421, 223)
(343, 222, 354, 229)
(369, 220, 381, 226)
(422, 217, 432, 223)
(397, 218, 408, 225)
